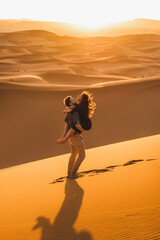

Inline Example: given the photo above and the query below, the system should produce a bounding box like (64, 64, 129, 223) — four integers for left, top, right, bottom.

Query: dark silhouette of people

(32, 179, 93, 240)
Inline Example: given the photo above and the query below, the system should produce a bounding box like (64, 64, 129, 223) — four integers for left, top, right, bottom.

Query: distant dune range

(0, 29, 160, 88)
(0, 28, 160, 168)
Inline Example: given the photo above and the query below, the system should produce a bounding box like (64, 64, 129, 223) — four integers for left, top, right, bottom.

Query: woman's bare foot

(56, 138, 66, 144)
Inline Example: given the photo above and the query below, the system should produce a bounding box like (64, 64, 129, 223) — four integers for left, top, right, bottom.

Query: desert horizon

(0, 2, 160, 239)
(1, 18, 160, 37)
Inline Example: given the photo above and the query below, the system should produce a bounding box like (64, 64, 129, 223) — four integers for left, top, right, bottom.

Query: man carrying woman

(56, 91, 96, 179)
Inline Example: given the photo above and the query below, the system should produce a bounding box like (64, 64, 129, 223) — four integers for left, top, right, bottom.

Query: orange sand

(0, 28, 160, 240)
(0, 135, 160, 240)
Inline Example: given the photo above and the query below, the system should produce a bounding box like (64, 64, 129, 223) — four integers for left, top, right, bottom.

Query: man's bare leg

(70, 135, 85, 178)
(67, 141, 78, 177)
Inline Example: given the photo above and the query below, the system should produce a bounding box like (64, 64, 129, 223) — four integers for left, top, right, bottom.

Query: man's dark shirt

(65, 110, 81, 134)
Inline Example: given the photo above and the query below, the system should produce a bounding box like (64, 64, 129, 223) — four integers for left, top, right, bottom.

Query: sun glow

(73, 21, 109, 31)
(0, 0, 160, 30)
(72, 19, 119, 30)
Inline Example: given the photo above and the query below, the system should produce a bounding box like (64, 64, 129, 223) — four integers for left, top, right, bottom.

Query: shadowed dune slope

(0, 78, 160, 169)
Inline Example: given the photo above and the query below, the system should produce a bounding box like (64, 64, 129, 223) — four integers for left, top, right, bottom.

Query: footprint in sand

(106, 165, 121, 169)
(123, 159, 144, 166)
(146, 158, 157, 161)
(51, 159, 157, 184)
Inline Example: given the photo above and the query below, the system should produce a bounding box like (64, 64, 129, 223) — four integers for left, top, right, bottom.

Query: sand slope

(0, 77, 160, 169)
(0, 134, 160, 240)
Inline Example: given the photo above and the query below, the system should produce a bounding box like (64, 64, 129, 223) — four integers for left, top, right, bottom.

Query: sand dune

(0, 30, 160, 88)
(0, 135, 160, 240)
(0, 75, 160, 169)
(0, 27, 160, 240)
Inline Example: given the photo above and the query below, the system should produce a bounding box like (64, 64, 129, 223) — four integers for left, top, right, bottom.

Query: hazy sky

(0, 0, 159, 28)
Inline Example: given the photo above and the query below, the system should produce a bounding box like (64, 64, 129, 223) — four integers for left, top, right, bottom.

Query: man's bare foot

(69, 173, 79, 179)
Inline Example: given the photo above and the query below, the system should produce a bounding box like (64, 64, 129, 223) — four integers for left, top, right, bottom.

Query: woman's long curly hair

(75, 91, 96, 119)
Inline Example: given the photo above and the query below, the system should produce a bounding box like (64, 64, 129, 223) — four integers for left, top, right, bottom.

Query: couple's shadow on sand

(32, 179, 92, 240)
